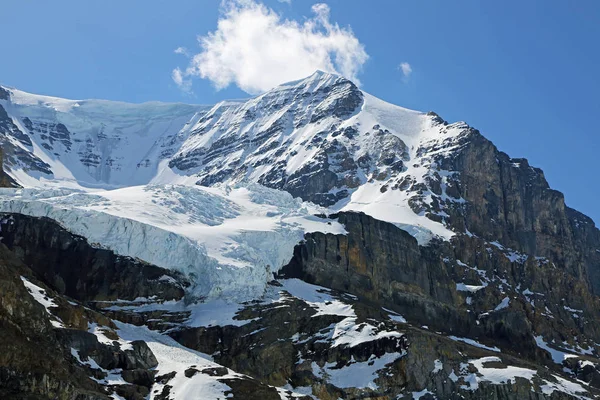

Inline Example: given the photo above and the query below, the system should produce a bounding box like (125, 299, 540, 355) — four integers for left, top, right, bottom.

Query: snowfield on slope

(114, 322, 235, 400)
(2, 86, 209, 188)
(1, 72, 461, 246)
(0, 183, 345, 300)
(114, 322, 310, 400)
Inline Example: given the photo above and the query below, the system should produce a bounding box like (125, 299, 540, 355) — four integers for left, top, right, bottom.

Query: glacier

(0, 183, 345, 300)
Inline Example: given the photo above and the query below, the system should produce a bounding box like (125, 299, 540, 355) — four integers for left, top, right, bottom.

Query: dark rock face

(0, 104, 31, 147)
(437, 133, 592, 278)
(274, 139, 359, 206)
(0, 86, 9, 100)
(59, 329, 157, 371)
(167, 73, 371, 207)
(0, 213, 188, 302)
(0, 147, 18, 188)
(0, 245, 108, 400)
(0, 223, 166, 399)
(126, 341, 158, 370)
(22, 116, 73, 152)
(169, 278, 599, 400)
(0, 213, 292, 400)
(279, 211, 600, 370)
(220, 377, 294, 400)
(280, 212, 468, 333)
(0, 103, 53, 176)
(171, 283, 409, 399)
(1, 203, 598, 399)
(308, 76, 363, 123)
(398, 128, 600, 299)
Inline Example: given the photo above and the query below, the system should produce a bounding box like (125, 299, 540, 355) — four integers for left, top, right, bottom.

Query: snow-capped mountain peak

(0, 73, 475, 246)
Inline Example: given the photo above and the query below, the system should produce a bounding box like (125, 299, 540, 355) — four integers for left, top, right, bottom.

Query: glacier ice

(0, 183, 345, 301)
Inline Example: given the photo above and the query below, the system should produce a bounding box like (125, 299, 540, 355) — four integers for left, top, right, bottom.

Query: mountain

(0, 72, 599, 400)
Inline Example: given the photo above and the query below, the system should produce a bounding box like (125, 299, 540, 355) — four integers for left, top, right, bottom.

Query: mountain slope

(0, 85, 209, 188)
(1, 72, 463, 243)
(1, 73, 600, 399)
(1, 212, 597, 399)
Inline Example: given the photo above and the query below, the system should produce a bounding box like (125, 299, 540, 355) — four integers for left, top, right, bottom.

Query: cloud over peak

(172, 0, 368, 94)
(399, 62, 412, 80)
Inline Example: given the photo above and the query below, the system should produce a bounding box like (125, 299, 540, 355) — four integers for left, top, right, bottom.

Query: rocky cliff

(1, 208, 598, 399)
(0, 146, 17, 188)
(281, 211, 600, 364)
(0, 214, 189, 302)
(411, 127, 600, 295)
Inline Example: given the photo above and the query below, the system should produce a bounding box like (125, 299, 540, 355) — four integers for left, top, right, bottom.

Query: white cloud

(277, 0, 292, 4)
(174, 47, 190, 56)
(399, 62, 412, 80)
(172, 0, 368, 94)
(171, 67, 192, 93)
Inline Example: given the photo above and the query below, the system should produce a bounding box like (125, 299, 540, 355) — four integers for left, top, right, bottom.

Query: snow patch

(20, 276, 64, 328)
(115, 322, 234, 400)
(534, 336, 579, 365)
(448, 336, 500, 352)
(432, 359, 443, 374)
(456, 282, 487, 293)
(493, 297, 510, 311)
(311, 352, 404, 390)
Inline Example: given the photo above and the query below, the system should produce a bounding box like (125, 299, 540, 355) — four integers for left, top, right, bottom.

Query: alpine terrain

(1, 71, 600, 400)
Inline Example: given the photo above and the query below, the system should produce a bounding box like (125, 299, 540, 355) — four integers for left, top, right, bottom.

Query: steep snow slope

(0, 86, 210, 187)
(0, 184, 344, 300)
(161, 75, 462, 243)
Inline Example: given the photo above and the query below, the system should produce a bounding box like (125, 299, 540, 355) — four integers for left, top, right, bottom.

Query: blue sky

(2, 0, 600, 223)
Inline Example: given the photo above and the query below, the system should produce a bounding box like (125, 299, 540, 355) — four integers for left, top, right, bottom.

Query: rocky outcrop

(22, 117, 73, 152)
(0, 86, 9, 100)
(169, 278, 600, 400)
(1, 205, 598, 399)
(166, 72, 383, 207)
(279, 212, 470, 334)
(0, 215, 167, 399)
(0, 244, 109, 400)
(407, 127, 600, 297)
(0, 146, 17, 188)
(171, 282, 408, 399)
(0, 213, 188, 302)
(0, 103, 53, 176)
(0, 213, 282, 400)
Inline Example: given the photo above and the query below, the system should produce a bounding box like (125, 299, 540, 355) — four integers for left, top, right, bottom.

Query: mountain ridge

(1, 72, 600, 399)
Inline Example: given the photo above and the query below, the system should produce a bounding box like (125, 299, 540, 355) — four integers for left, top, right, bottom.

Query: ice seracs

(0, 183, 345, 300)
